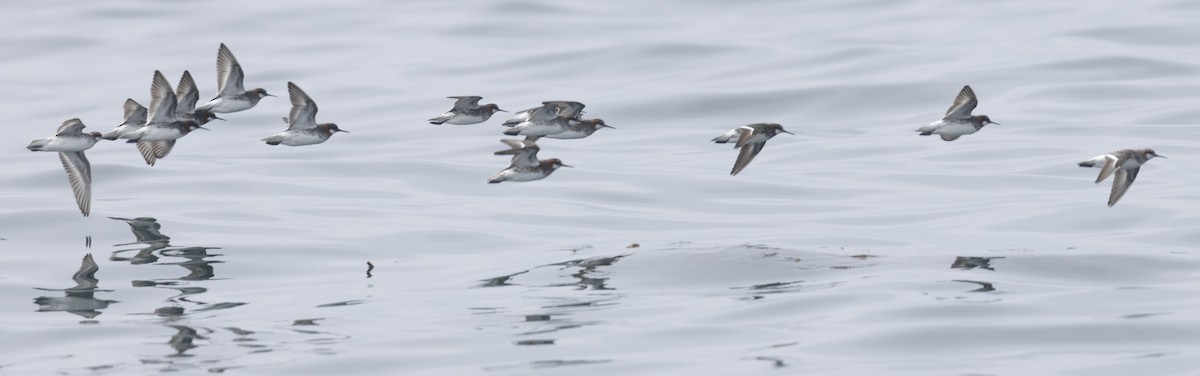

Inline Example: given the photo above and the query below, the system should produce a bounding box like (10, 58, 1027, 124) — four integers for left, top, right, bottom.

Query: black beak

(782, 130, 795, 135)
(560, 164, 573, 168)
(338, 130, 349, 133)
(600, 124, 615, 129)
(213, 116, 225, 121)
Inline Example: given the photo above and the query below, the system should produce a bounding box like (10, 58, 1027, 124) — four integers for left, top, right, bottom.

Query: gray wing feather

(146, 71, 178, 125)
(1108, 167, 1138, 206)
(215, 43, 245, 97)
(59, 151, 92, 216)
(286, 82, 319, 130)
(1095, 154, 1120, 183)
(449, 96, 482, 111)
(943, 85, 978, 120)
(56, 118, 86, 136)
(494, 139, 539, 167)
(731, 142, 765, 176)
(734, 125, 759, 148)
(123, 99, 148, 123)
(135, 141, 174, 166)
(175, 71, 200, 113)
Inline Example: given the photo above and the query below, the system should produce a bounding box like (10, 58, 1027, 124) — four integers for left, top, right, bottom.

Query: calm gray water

(2, 1, 1200, 374)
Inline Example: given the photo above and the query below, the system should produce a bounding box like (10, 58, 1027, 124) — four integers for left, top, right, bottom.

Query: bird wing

(215, 43, 246, 97)
(123, 99, 148, 124)
(733, 125, 760, 148)
(59, 151, 92, 216)
(146, 71, 178, 125)
(55, 118, 87, 136)
(546, 101, 585, 118)
(450, 96, 482, 111)
(1108, 167, 1139, 207)
(527, 103, 561, 122)
(731, 142, 765, 176)
(1094, 154, 1121, 183)
(940, 134, 961, 141)
(175, 70, 200, 113)
(135, 140, 174, 166)
(286, 82, 319, 130)
(943, 85, 978, 120)
(502, 107, 539, 126)
(494, 139, 540, 167)
(71, 254, 100, 289)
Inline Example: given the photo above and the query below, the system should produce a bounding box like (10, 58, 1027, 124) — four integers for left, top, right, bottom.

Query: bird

(712, 123, 793, 176)
(125, 71, 207, 166)
(101, 98, 148, 140)
(194, 43, 273, 113)
(429, 96, 504, 125)
(488, 139, 571, 183)
(262, 82, 347, 146)
(1078, 149, 1165, 206)
(26, 118, 104, 216)
(916, 85, 998, 141)
(174, 70, 222, 125)
(33, 254, 115, 319)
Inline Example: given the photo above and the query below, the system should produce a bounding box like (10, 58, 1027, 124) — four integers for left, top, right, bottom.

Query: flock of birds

(428, 97, 612, 183)
(24, 45, 1166, 218)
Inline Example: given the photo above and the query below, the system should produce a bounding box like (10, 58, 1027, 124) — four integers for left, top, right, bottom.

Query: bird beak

(990, 121, 1000, 125)
(497, 109, 508, 113)
(561, 164, 573, 168)
(1157, 155, 1167, 159)
(213, 116, 225, 121)
(782, 130, 795, 135)
(338, 130, 350, 133)
(266, 94, 277, 97)
(600, 124, 616, 129)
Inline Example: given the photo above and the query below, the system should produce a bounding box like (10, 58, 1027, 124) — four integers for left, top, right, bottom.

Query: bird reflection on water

(33, 253, 116, 320)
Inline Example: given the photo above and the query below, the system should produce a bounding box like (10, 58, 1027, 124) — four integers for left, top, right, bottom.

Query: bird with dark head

(488, 139, 571, 183)
(712, 123, 793, 176)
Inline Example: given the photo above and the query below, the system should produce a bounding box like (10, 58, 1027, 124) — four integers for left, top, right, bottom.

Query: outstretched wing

(495, 139, 540, 167)
(175, 70, 200, 113)
(55, 118, 86, 136)
(135, 140, 175, 166)
(123, 99, 148, 124)
(943, 85, 978, 120)
(286, 82, 319, 130)
(450, 96, 482, 111)
(215, 43, 246, 97)
(146, 71, 178, 125)
(731, 142, 765, 176)
(1108, 167, 1139, 206)
(1094, 154, 1121, 183)
(58, 151, 92, 216)
(734, 125, 760, 148)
